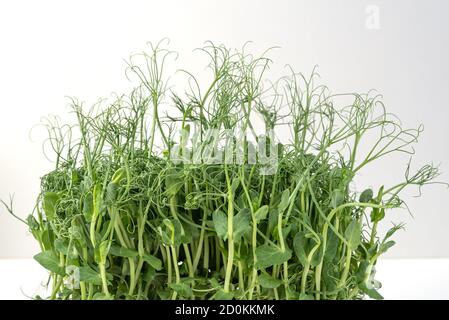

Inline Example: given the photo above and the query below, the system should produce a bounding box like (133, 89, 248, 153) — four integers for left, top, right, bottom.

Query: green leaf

(359, 188, 374, 203)
(355, 260, 370, 283)
(41, 227, 53, 251)
(278, 189, 290, 212)
(143, 254, 162, 271)
(71, 170, 80, 184)
(79, 266, 102, 285)
(287, 289, 300, 299)
(209, 278, 220, 289)
(68, 222, 84, 242)
(378, 240, 395, 255)
(282, 225, 292, 239)
(212, 209, 228, 241)
(370, 208, 385, 223)
(54, 239, 68, 255)
(323, 263, 338, 291)
(111, 167, 126, 184)
(93, 183, 103, 219)
(359, 283, 384, 300)
(212, 208, 251, 243)
(26, 214, 39, 231)
(255, 245, 292, 269)
(165, 168, 183, 196)
(330, 189, 345, 209)
(233, 208, 251, 243)
(366, 242, 378, 259)
(231, 178, 240, 193)
(172, 219, 184, 245)
(310, 239, 323, 268)
(267, 208, 278, 234)
(162, 219, 175, 244)
(156, 289, 171, 300)
(105, 182, 118, 204)
(83, 193, 94, 222)
(92, 293, 114, 300)
(43, 192, 59, 221)
(158, 225, 172, 246)
(345, 220, 361, 250)
(293, 231, 308, 266)
(385, 223, 404, 240)
(143, 266, 156, 282)
(254, 205, 269, 223)
(293, 232, 322, 267)
(33, 251, 65, 276)
(109, 245, 138, 258)
(324, 229, 339, 262)
(213, 289, 234, 300)
(258, 273, 283, 289)
(298, 293, 314, 300)
(169, 283, 193, 298)
(376, 185, 384, 202)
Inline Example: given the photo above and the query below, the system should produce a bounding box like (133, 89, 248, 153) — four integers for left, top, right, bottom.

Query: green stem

(80, 282, 86, 300)
(192, 209, 208, 272)
(300, 262, 310, 295)
(338, 247, 353, 291)
(128, 258, 136, 297)
(169, 195, 194, 278)
(170, 245, 181, 300)
(223, 165, 234, 293)
(50, 275, 63, 300)
(248, 218, 258, 299)
(99, 262, 111, 298)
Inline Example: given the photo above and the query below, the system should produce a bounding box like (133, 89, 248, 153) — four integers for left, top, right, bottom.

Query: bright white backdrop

(0, 0, 448, 261)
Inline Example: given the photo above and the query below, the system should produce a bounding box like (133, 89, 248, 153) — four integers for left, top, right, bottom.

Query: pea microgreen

(2, 40, 447, 300)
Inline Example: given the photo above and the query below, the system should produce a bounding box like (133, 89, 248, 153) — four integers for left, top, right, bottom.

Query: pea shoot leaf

(324, 228, 339, 262)
(371, 208, 385, 223)
(258, 273, 283, 289)
(143, 254, 162, 271)
(43, 192, 59, 221)
(33, 251, 65, 276)
(212, 289, 234, 300)
(79, 266, 102, 285)
(378, 240, 395, 255)
(345, 220, 361, 250)
(165, 168, 183, 196)
(254, 205, 269, 223)
(83, 193, 94, 222)
(293, 231, 308, 266)
(233, 208, 251, 243)
(255, 245, 292, 269)
(212, 209, 228, 240)
(169, 283, 193, 298)
(359, 283, 384, 300)
(330, 189, 345, 209)
(109, 245, 139, 258)
(359, 188, 374, 203)
(278, 189, 290, 213)
(54, 239, 69, 255)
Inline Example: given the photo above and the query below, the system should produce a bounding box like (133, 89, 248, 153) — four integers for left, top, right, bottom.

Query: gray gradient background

(0, 0, 448, 258)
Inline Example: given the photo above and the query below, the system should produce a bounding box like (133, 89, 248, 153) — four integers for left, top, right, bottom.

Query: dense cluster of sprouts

(2, 41, 443, 300)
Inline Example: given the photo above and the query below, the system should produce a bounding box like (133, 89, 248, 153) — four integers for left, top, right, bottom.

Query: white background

(0, 0, 448, 262)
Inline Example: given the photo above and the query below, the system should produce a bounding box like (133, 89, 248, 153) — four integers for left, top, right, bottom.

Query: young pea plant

(2, 40, 446, 300)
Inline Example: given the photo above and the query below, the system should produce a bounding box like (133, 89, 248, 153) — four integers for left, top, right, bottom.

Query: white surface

(1, 0, 449, 259)
(375, 258, 449, 300)
(0, 259, 49, 300)
(0, 258, 448, 300)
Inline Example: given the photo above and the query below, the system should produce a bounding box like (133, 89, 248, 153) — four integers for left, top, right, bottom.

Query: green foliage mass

(2, 40, 444, 300)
